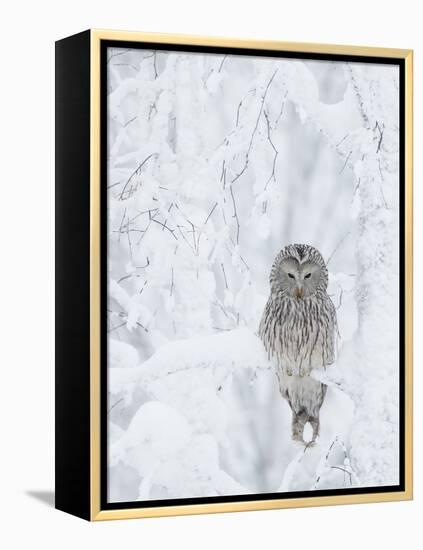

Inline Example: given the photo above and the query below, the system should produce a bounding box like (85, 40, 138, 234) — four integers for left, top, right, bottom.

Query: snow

(106, 47, 401, 501)
(109, 328, 355, 500)
(112, 328, 269, 382)
(110, 329, 272, 449)
(111, 401, 192, 473)
(109, 339, 139, 369)
(111, 400, 247, 500)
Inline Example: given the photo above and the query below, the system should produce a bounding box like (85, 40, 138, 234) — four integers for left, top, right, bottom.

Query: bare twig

(229, 183, 241, 244)
(108, 398, 124, 414)
(236, 100, 243, 127)
(377, 159, 389, 209)
(235, 89, 255, 127)
(117, 208, 127, 243)
(213, 300, 229, 318)
(127, 208, 160, 226)
(126, 212, 133, 261)
(176, 225, 196, 253)
(231, 70, 278, 185)
(339, 150, 352, 174)
(218, 54, 227, 72)
(246, 70, 278, 160)
(327, 232, 350, 265)
(346, 65, 370, 128)
(196, 202, 218, 253)
(112, 228, 145, 236)
(123, 115, 138, 128)
(221, 263, 228, 289)
(331, 465, 352, 485)
(275, 90, 288, 127)
(151, 218, 178, 239)
(220, 160, 226, 189)
(337, 288, 344, 310)
(187, 220, 197, 250)
(153, 52, 158, 78)
(204, 202, 218, 225)
(107, 180, 123, 190)
(231, 164, 249, 185)
(108, 307, 149, 333)
(375, 121, 384, 153)
(312, 436, 338, 489)
(148, 102, 157, 121)
(119, 153, 157, 200)
(107, 48, 134, 63)
(170, 267, 174, 296)
(336, 133, 349, 148)
(263, 110, 278, 190)
(351, 177, 361, 201)
(108, 321, 127, 333)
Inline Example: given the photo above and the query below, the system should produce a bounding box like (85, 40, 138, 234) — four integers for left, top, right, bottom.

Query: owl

(259, 244, 337, 445)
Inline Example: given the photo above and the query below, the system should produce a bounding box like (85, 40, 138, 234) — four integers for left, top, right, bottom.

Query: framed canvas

(55, 29, 413, 521)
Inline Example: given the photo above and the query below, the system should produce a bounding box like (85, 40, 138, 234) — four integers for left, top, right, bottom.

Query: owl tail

(291, 409, 309, 443)
(291, 409, 321, 444)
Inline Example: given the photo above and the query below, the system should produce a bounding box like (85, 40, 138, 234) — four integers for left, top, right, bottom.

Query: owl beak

(295, 285, 304, 298)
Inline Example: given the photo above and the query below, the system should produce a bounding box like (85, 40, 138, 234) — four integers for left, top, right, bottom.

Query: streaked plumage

(259, 244, 337, 444)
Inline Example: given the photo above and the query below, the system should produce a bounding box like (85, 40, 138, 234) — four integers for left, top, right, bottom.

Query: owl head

(269, 244, 329, 298)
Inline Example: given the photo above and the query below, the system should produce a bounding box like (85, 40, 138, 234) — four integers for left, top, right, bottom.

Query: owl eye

(304, 273, 311, 279)
(287, 273, 295, 279)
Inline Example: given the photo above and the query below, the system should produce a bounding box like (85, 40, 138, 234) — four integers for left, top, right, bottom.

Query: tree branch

(118, 153, 157, 201)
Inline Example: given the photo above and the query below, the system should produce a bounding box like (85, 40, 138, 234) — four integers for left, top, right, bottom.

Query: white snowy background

(106, 47, 400, 503)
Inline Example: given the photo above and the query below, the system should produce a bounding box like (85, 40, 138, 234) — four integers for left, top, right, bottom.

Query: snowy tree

(320, 63, 400, 486)
(106, 47, 400, 501)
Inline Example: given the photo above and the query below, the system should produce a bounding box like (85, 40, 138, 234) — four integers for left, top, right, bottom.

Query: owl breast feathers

(259, 244, 337, 378)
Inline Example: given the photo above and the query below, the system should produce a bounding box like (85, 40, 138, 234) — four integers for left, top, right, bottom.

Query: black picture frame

(55, 29, 413, 521)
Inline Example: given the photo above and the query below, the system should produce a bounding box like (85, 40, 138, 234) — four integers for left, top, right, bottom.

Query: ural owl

(259, 244, 337, 445)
